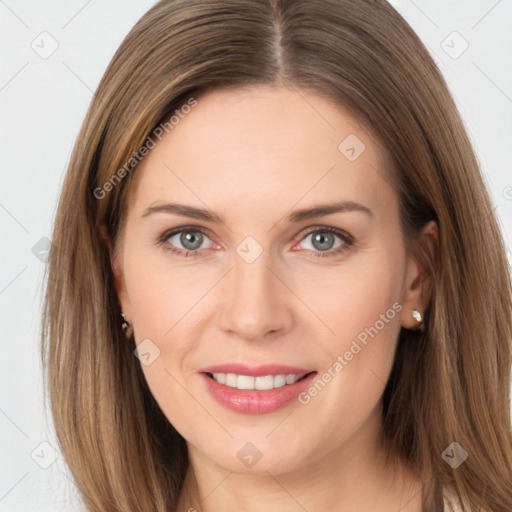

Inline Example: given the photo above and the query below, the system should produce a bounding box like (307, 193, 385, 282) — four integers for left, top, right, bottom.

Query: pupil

(312, 232, 334, 251)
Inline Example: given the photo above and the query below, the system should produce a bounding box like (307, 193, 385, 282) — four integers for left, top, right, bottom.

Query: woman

(41, 0, 512, 511)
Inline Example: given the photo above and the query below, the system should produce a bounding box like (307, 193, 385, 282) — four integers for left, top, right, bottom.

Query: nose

(218, 249, 294, 342)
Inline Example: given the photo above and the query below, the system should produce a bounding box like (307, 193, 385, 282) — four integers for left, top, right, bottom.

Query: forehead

(126, 85, 396, 225)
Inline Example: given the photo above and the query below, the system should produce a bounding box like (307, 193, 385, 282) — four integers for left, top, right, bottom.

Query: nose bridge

(219, 242, 291, 340)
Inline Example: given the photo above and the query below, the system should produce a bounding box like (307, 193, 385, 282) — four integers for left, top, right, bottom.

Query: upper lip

(199, 363, 315, 377)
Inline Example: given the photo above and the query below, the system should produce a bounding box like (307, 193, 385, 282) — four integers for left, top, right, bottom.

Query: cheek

(123, 244, 206, 341)
(311, 239, 405, 354)
(122, 251, 203, 438)
(301, 240, 405, 412)
(121, 245, 211, 413)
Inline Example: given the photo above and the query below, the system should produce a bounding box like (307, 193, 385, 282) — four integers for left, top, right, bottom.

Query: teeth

(225, 373, 237, 387)
(237, 375, 255, 390)
(255, 375, 273, 390)
(215, 373, 226, 385)
(273, 374, 286, 388)
(211, 372, 305, 390)
(286, 374, 297, 384)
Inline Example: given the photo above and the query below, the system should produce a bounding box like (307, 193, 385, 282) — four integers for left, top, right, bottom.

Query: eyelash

(157, 226, 354, 259)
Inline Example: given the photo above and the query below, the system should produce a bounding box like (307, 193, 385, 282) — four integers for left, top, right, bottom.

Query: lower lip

(201, 372, 317, 414)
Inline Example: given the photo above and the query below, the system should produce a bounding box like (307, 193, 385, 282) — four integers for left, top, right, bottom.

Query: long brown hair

(41, 0, 512, 510)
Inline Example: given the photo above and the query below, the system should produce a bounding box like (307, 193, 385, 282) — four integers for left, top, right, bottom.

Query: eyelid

(159, 225, 216, 249)
(291, 225, 354, 256)
(295, 224, 354, 244)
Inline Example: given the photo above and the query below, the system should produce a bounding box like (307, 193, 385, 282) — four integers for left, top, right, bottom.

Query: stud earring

(412, 309, 425, 333)
(121, 312, 133, 338)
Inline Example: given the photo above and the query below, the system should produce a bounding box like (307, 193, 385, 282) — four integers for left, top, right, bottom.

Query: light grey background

(1, 1, 511, 510)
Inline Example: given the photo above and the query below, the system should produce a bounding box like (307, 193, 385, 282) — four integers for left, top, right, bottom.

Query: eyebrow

(141, 200, 373, 223)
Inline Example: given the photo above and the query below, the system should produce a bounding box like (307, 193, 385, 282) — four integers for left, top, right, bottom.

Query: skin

(110, 85, 438, 512)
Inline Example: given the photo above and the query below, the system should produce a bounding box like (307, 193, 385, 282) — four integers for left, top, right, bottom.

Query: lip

(199, 365, 317, 415)
(199, 363, 313, 377)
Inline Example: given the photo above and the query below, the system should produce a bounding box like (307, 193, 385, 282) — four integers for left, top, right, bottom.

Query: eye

(159, 227, 214, 257)
(158, 225, 354, 259)
(295, 227, 353, 258)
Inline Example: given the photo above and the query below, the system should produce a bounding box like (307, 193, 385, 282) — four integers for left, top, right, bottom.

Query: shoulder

(443, 486, 463, 512)
(442, 486, 489, 512)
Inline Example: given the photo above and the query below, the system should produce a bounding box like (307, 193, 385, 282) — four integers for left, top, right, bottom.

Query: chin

(195, 436, 312, 476)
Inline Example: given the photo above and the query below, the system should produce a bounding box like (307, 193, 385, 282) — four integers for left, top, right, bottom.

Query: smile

(199, 364, 317, 414)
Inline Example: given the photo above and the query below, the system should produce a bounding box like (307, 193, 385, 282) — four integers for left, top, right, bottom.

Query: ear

(100, 224, 130, 318)
(400, 220, 438, 330)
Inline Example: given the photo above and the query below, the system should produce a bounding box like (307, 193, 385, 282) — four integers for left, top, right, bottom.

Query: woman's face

(112, 85, 426, 475)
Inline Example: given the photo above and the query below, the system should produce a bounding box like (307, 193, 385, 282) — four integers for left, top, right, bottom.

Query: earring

(121, 312, 133, 338)
(412, 309, 425, 333)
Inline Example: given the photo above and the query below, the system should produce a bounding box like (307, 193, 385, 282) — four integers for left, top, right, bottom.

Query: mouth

(204, 371, 313, 390)
(199, 364, 317, 414)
